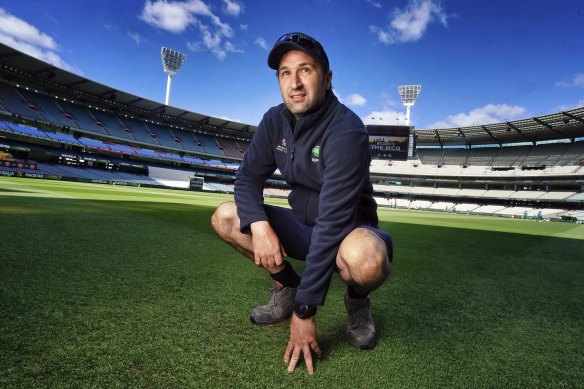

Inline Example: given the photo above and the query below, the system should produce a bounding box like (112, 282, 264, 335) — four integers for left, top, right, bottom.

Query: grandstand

(0, 42, 583, 222)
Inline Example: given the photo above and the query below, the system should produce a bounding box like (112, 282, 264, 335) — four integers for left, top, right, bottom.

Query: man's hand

(284, 314, 321, 375)
(250, 221, 286, 268)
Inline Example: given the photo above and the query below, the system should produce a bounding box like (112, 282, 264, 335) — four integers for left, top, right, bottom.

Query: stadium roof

(0, 43, 256, 136)
(414, 107, 584, 147)
(1, 42, 583, 146)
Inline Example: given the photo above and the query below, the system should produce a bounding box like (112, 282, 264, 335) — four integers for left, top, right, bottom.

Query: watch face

(297, 303, 308, 317)
(294, 303, 315, 318)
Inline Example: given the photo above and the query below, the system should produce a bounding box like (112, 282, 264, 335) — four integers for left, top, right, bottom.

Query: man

(211, 32, 392, 375)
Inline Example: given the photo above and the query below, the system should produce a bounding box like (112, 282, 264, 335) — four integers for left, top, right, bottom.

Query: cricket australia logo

(311, 145, 320, 163)
(276, 138, 287, 153)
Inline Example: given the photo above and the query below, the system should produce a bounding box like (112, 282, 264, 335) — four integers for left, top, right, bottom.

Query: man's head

(268, 32, 332, 118)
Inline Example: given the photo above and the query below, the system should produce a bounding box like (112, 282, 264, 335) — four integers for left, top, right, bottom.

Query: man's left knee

(338, 228, 390, 287)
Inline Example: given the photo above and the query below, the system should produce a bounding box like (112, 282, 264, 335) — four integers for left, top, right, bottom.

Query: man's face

(277, 50, 332, 118)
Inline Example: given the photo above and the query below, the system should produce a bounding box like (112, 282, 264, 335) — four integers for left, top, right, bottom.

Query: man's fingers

(303, 346, 314, 375)
(284, 341, 293, 363)
(287, 349, 301, 373)
(311, 341, 322, 357)
(286, 346, 319, 375)
(274, 251, 282, 267)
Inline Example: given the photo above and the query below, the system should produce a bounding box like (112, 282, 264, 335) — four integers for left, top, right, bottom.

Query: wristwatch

(293, 302, 317, 319)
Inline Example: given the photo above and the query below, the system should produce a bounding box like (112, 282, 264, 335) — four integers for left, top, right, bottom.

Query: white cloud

(366, 0, 382, 9)
(223, 0, 243, 17)
(343, 93, 368, 107)
(362, 110, 407, 125)
(369, 26, 391, 44)
(555, 101, 584, 111)
(255, 37, 268, 50)
(370, 0, 450, 45)
(426, 104, 528, 129)
(139, 0, 197, 33)
(240, 24, 248, 31)
(128, 31, 143, 44)
(0, 8, 56, 49)
(140, 0, 238, 60)
(555, 73, 584, 88)
(225, 41, 243, 54)
(334, 90, 364, 106)
(216, 115, 242, 123)
(0, 8, 78, 73)
(186, 40, 201, 52)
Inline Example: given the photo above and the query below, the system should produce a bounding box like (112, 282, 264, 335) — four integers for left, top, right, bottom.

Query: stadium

(1, 42, 583, 221)
(1, 31, 583, 389)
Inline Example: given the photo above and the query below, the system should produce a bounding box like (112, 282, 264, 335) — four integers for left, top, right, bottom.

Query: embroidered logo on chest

(311, 145, 320, 163)
(276, 138, 287, 153)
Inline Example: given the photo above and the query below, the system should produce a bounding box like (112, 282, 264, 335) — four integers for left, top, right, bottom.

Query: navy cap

(268, 32, 329, 72)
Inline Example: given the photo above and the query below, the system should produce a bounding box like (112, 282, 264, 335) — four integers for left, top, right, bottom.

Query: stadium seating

(493, 145, 530, 166)
(194, 133, 225, 156)
(557, 142, 584, 165)
(441, 148, 469, 166)
(119, 117, 161, 147)
(1, 45, 582, 218)
(204, 182, 234, 193)
(216, 137, 244, 158)
(57, 100, 109, 135)
(4, 122, 49, 139)
(45, 132, 82, 145)
(92, 110, 135, 141)
(466, 147, 498, 166)
(170, 127, 204, 153)
(0, 84, 45, 121)
(145, 122, 182, 150)
(521, 142, 571, 166)
(16, 88, 77, 128)
(78, 137, 112, 151)
(415, 148, 443, 165)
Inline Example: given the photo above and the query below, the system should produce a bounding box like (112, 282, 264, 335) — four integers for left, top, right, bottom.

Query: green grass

(1, 176, 583, 388)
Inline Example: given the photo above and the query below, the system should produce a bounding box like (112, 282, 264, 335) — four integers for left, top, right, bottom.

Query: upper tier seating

(92, 110, 135, 141)
(194, 133, 225, 156)
(17, 88, 78, 128)
(56, 100, 109, 135)
(0, 84, 45, 121)
(216, 137, 244, 158)
(118, 117, 161, 147)
(170, 128, 205, 153)
(145, 122, 183, 150)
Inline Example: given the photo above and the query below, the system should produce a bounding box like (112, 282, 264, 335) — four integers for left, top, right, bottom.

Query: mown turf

(0, 177, 583, 388)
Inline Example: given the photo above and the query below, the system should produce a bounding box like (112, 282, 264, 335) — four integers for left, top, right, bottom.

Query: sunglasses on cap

(268, 32, 329, 72)
(274, 32, 319, 48)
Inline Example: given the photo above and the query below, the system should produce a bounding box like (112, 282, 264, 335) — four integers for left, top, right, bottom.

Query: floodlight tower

(398, 85, 421, 126)
(161, 47, 186, 106)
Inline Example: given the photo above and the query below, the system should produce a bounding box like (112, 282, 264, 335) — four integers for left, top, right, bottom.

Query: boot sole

(249, 314, 291, 326)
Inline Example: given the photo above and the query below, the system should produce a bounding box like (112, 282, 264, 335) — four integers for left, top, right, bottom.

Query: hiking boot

(344, 292, 377, 350)
(250, 281, 296, 325)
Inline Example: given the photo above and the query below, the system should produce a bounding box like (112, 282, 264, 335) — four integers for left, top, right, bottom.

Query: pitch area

(1, 177, 582, 387)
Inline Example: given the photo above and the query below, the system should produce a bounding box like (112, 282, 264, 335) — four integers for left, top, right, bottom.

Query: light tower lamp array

(398, 85, 421, 126)
(161, 47, 186, 106)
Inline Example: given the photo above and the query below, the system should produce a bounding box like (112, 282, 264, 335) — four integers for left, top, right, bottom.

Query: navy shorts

(264, 204, 393, 262)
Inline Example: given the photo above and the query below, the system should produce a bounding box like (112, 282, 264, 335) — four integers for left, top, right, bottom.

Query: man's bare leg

(210, 201, 285, 273)
(336, 227, 391, 292)
(211, 201, 297, 325)
(335, 227, 391, 349)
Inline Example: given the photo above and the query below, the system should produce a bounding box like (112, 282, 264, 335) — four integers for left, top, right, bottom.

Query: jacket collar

(281, 91, 337, 136)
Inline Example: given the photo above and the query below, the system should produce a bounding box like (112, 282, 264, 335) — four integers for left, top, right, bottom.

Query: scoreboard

(366, 125, 412, 161)
(189, 176, 204, 191)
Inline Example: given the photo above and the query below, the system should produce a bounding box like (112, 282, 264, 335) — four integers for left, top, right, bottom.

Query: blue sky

(0, 0, 583, 129)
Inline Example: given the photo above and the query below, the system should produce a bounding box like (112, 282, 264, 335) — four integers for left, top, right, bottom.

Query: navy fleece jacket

(234, 91, 379, 306)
